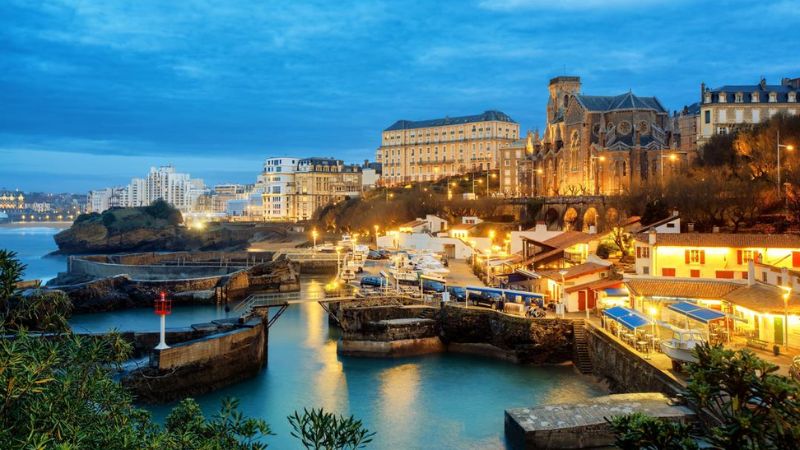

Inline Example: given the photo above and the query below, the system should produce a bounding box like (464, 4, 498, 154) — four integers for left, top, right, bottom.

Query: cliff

(54, 202, 290, 254)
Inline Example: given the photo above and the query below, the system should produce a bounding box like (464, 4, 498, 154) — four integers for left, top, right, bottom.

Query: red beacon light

(154, 291, 172, 316)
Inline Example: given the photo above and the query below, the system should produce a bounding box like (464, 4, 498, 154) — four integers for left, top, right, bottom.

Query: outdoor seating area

(601, 306, 660, 357)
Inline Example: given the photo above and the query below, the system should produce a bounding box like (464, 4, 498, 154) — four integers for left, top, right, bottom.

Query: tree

(0, 330, 273, 449)
(610, 344, 800, 449)
(288, 408, 375, 450)
(608, 413, 697, 450)
(0, 249, 25, 317)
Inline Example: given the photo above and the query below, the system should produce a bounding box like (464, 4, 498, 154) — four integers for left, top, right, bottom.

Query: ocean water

(0, 225, 67, 282)
(9, 227, 606, 449)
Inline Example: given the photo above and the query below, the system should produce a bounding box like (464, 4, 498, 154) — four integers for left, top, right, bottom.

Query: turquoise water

(0, 225, 67, 282)
(10, 227, 606, 449)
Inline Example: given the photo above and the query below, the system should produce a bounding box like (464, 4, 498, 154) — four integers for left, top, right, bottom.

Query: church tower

(547, 76, 582, 123)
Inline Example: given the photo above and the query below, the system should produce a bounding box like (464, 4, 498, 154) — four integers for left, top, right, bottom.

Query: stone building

(675, 103, 700, 155)
(532, 76, 685, 196)
(257, 157, 362, 222)
(377, 111, 520, 186)
(698, 77, 800, 148)
(0, 191, 25, 211)
(498, 131, 539, 196)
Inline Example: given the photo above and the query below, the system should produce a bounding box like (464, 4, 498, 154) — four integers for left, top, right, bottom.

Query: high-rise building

(377, 111, 520, 186)
(698, 77, 800, 148)
(87, 166, 206, 213)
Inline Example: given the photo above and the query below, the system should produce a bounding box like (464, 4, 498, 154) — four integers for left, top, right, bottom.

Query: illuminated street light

(312, 228, 318, 250)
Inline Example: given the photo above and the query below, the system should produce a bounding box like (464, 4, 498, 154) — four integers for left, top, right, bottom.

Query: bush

(596, 242, 613, 259)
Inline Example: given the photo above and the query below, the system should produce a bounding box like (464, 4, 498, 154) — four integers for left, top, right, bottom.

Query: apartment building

(87, 166, 206, 213)
(377, 110, 520, 186)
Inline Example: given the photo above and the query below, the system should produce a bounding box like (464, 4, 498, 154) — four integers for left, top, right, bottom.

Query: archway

(582, 207, 599, 232)
(605, 207, 620, 227)
(544, 207, 560, 231)
(563, 207, 579, 231)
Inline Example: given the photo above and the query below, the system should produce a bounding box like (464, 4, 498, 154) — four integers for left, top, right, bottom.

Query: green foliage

(611, 343, 800, 449)
(145, 199, 183, 225)
(699, 132, 738, 167)
(0, 330, 274, 449)
(595, 241, 613, 259)
(3, 289, 72, 332)
(0, 249, 25, 311)
(641, 198, 670, 226)
(608, 413, 698, 450)
(288, 407, 375, 450)
(74, 212, 101, 224)
(685, 343, 800, 449)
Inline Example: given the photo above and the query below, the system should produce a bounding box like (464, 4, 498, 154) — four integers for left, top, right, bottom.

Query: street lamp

(777, 129, 795, 212)
(648, 306, 659, 353)
(312, 228, 318, 251)
(590, 155, 606, 195)
(373, 224, 379, 241)
(485, 248, 492, 286)
(781, 286, 792, 350)
(559, 269, 568, 318)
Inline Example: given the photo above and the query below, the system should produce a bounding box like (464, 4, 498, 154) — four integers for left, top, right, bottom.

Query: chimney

(748, 260, 755, 286)
(712, 226, 720, 233)
(671, 209, 679, 217)
(588, 225, 597, 235)
(700, 82, 705, 102)
(687, 222, 695, 232)
(648, 230, 657, 245)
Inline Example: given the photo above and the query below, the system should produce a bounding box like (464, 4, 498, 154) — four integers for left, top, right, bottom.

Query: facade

(675, 103, 700, 155)
(498, 131, 537, 196)
(87, 187, 127, 213)
(698, 77, 800, 148)
(0, 191, 25, 211)
(532, 76, 685, 196)
(258, 157, 362, 222)
(377, 111, 520, 186)
(87, 166, 206, 214)
(633, 232, 800, 279)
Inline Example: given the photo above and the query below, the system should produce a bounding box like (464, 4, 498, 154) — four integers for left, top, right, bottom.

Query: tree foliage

(610, 343, 800, 449)
(288, 408, 375, 450)
(609, 413, 698, 450)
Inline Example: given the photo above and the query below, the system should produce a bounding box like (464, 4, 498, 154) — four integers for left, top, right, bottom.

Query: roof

(624, 278, 742, 300)
(722, 283, 800, 315)
(540, 231, 597, 249)
(384, 110, 516, 131)
(637, 214, 679, 233)
(603, 306, 652, 329)
(449, 224, 476, 231)
(574, 92, 667, 113)
(399, 219, 427, 229)
(705, 79, 800, 104)
(635, 233, 800, 249)
(667, 301, 726, 324)
(539, 262, 609, 281)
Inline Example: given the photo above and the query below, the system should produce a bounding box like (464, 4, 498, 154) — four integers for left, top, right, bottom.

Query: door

(444, 244, 456, 259)
(589, 291, 597, 309)
(578, 291, 586, 311)
(775, 316, 785, 345)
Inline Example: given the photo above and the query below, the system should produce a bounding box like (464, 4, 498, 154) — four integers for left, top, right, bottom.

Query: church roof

(384, 110, 516, 131)
(574, 92, 666, 113)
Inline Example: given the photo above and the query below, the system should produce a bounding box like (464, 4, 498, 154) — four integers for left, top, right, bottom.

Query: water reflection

(377, 363, 420, 444)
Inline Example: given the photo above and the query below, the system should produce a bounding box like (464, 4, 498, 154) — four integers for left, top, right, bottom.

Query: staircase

(572, 320, 594, 374)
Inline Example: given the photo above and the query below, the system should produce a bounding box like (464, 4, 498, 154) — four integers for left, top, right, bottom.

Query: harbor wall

(123, 316, 268, 403)
(586, 322, 684, 396)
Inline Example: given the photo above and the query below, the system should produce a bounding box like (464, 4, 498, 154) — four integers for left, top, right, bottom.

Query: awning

(602, 306, 652, 330)
(667, 301, 725, 324)
(604, 288, 628, 297)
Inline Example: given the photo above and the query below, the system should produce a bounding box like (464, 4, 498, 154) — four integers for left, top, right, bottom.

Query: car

(359, 276, 385, 288)
(447, 286, 466, 302)
(467, 291, 504, 309)
(421, 279, 445, 293)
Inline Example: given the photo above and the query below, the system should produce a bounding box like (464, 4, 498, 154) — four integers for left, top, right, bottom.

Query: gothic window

(637, 120, 649, 134)
(592, 124, 602, 136)
(606, 122, 614, 131)
(570, 130, 580, 171)
(618, 121, 632, 135)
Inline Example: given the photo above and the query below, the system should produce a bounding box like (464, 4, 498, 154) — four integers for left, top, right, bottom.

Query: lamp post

(485, 248, 492, 286)
(312, 228, 318, 251)
(777, 129, 795, 213)
(590, 155, 606, 195)
(648, 306, 658, 353)
(559, 269, 568, 318)
(373, 224, 379, 243)
(781, 286, 792, 350)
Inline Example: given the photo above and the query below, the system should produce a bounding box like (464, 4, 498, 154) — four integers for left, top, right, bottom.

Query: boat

(660, 326, 706, 368)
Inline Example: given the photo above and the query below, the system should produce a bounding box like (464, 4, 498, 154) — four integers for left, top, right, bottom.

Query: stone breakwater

(122, 314, 269, 404)
(46, 252, 300, 313)
(333, 300, 575, 364)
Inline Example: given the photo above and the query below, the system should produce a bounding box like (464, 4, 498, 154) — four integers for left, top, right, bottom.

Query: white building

(87, 166, 206, 214)
(258, 157, 300, 220)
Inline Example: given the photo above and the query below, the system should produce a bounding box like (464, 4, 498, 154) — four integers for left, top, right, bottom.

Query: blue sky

(1, 0, 798, 193)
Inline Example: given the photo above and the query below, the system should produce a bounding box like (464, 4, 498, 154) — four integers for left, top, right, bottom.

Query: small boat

(661, 327, 706, 368)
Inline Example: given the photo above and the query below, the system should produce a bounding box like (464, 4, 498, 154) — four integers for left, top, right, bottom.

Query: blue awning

(667, 301, 725, 324)
(604, 288, 628, 297)
(603, 306, 652, 330)
(465, 286, 544, 299)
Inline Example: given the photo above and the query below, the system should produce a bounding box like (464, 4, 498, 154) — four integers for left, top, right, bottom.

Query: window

(642, 266, 650, 275)
(735, 109, 743, 123)
(690, 269, 700, 278)
(716, 270, 734, 279)
(735, 92, 743, 103)
(704, 110, 711, 124)
(685, 249, 705, 264)
(769, 92, 777, 103)
(718, 110, 727, 122)
(793, 251, 800, 268)
(736, 250, 760, 264)
(752, 109, 761, 123)
(662, 268, 676, 277)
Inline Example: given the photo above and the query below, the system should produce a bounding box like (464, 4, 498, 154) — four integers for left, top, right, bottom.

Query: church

(532, 76, 689, 196)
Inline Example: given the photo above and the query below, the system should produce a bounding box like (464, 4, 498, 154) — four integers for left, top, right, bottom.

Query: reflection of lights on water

(378, 363, 421, 440)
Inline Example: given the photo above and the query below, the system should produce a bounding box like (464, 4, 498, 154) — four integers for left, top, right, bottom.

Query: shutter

(736, 250, 742, 265)
(700, 250, 705, 264)
(636, 247, 641, 258)
(794, 252, 800, 268)
(685, 250, 690, 264)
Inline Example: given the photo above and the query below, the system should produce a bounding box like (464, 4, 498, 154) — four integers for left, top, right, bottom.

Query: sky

(1, 0, 799, 193)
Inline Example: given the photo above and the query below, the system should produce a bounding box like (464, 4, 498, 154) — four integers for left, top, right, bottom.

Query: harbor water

(5, 226, 607, 449)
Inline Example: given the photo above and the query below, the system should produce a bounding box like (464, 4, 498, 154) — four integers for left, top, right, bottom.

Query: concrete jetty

(504, 392, 695, 449)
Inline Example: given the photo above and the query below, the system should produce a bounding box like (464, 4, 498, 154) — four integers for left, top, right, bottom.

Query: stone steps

(572, 319, 593, 374)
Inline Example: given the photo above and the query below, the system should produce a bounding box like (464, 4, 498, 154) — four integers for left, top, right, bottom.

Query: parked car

(360, 276, 385, 288)
(447, 286, 466, 302)
(468, 291, 504, 309)
(421, 279, 445, 294)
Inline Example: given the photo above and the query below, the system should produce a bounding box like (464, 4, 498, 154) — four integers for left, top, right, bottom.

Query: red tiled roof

(566, 278, 623, 293)
(624, 278, 742, 300)
(634, 232, 800, 248)
(722, 283, 800, 315)
(540, 231, 597, 249)
(539, 262, 610, 281)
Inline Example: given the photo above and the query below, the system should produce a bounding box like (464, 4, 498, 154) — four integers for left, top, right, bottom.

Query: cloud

(477, 0, 672, 11)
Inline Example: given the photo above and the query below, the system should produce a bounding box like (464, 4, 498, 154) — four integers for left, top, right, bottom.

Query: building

(532, 76, 685, 196)
(257, 157, 362, 222)
(0, 191, 24, 211)
(675, 103, 700, 155)
(87, 166, 206, 214)
(398, 215, 448, 234)
(87, 187, 127, 213)
(698, 77, 800, 148)
(498, 131, 538, 197)
(633, 232, 800, 279)
(377, 111, 520, 186)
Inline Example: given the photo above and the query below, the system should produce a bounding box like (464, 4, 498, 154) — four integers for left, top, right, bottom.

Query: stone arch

(605, 207, 620, 227)
(582, 207, 599, 232)
(544, 207, 561, 231)
(563, 207, 579, 231)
